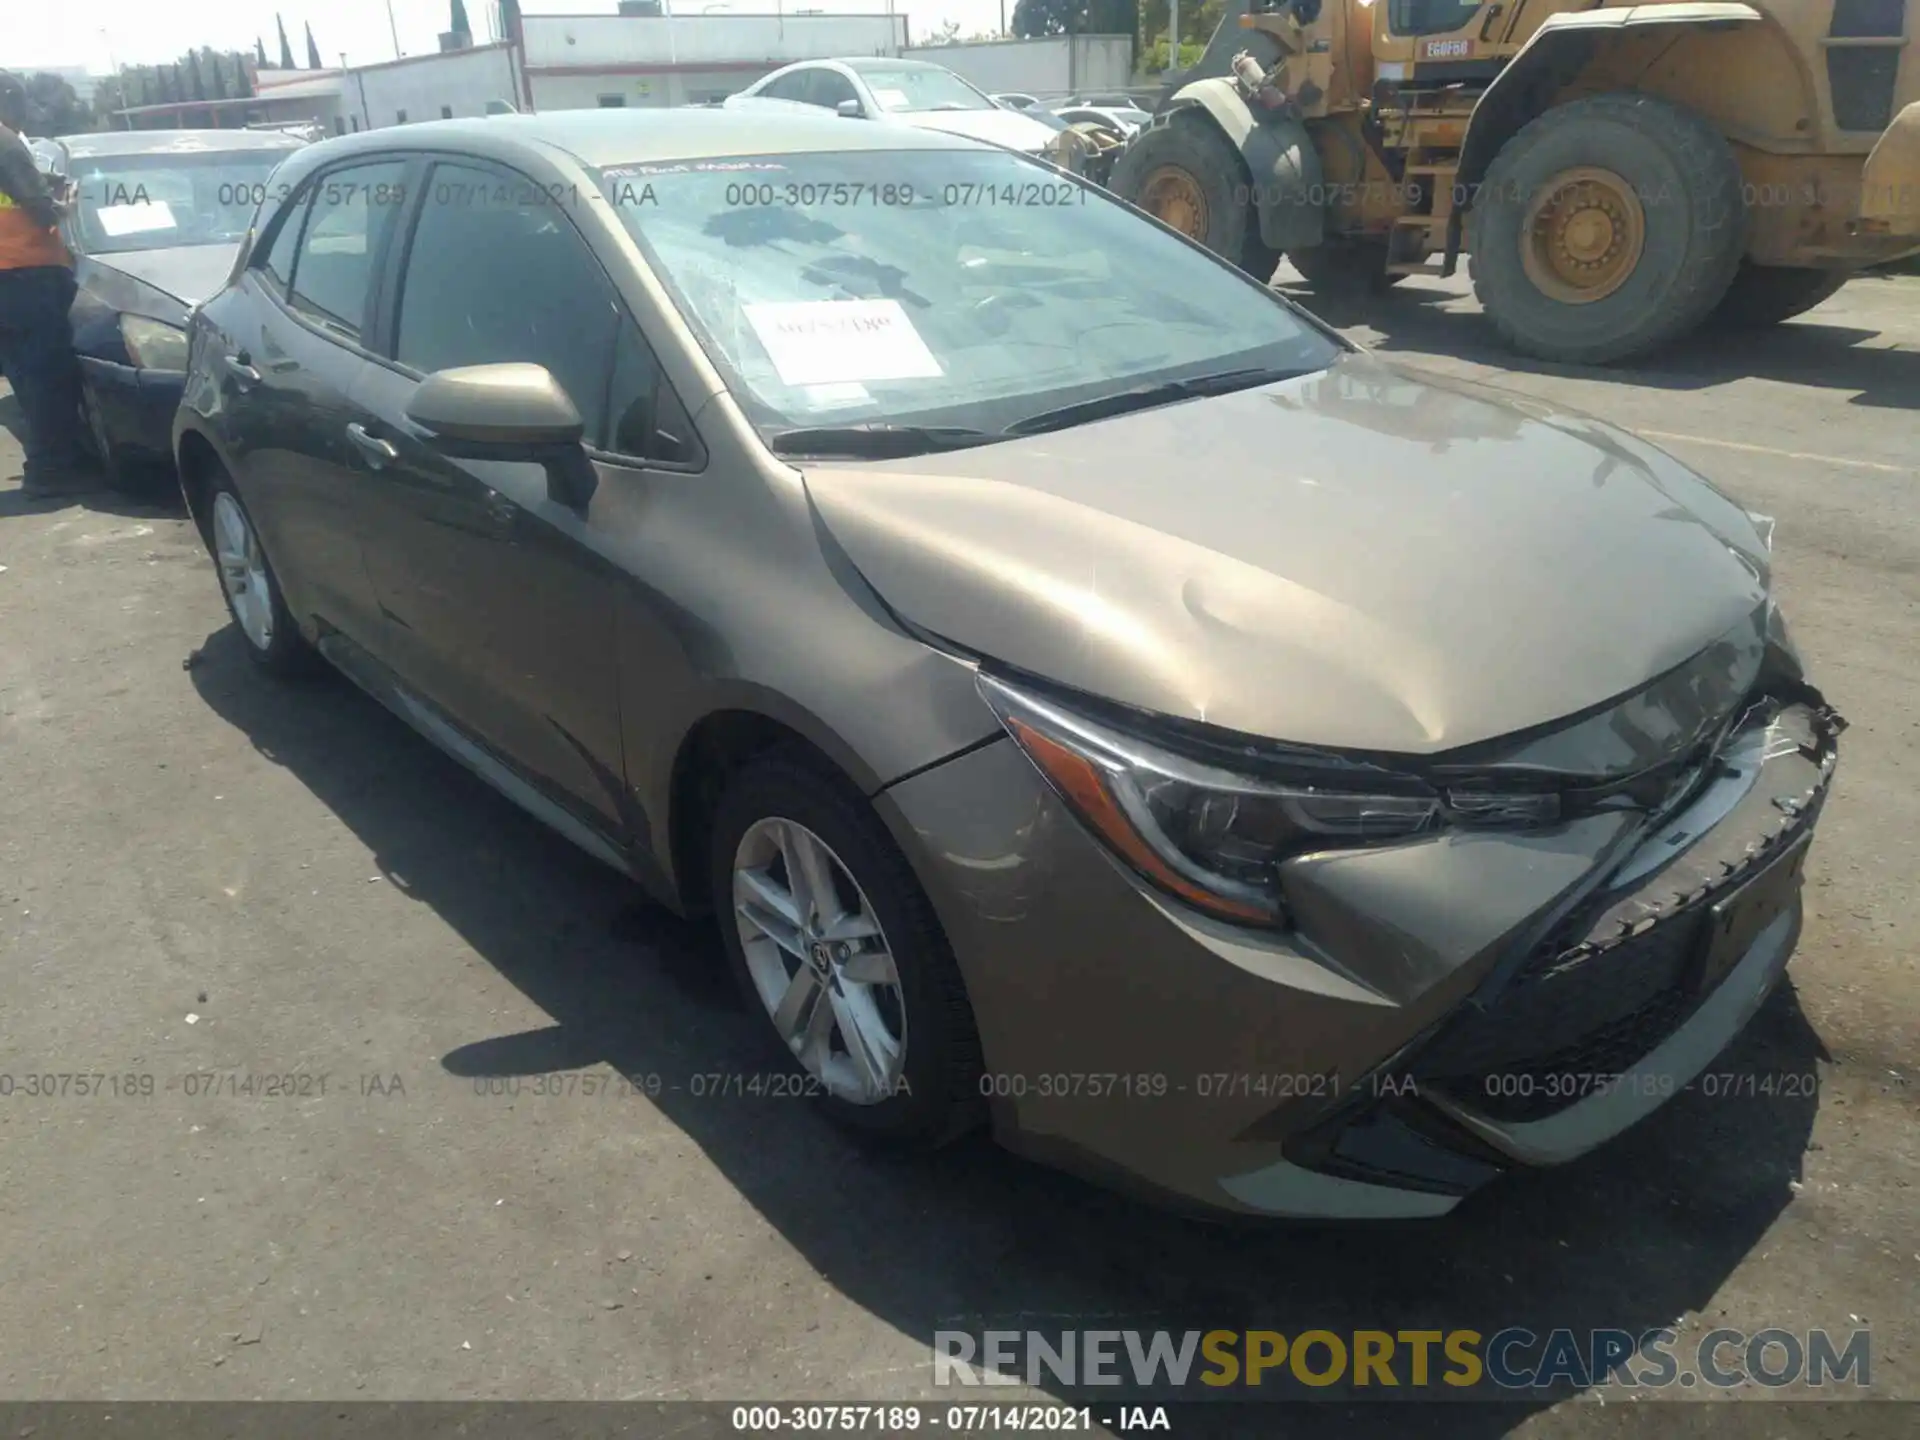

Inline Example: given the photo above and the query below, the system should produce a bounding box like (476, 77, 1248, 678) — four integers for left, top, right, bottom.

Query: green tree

(19, 73, 91, 135)
(451, 0, 473, 34)
(91, 73, 127, 128)
(1011, 0, 1136, 38)
(1139, 0, 1227, 49)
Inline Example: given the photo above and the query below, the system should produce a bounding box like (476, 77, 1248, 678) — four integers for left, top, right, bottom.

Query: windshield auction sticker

(742, 299, 944, 388)
(95, 201, 178, 237)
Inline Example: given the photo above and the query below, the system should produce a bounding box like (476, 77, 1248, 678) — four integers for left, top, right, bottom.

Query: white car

(728, 58, 1072, 164)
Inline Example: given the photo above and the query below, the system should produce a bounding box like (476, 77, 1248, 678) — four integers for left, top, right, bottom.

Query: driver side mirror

(405, 362, 597, 509)
(836, 98, 865, 119)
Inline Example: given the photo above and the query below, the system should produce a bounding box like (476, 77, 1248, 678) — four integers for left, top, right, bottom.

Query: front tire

(206, 469, 313, 675)
(79, 381, 154, 494)
(1468, 93, 1745, 365)
(1111, 111, 1281, 282)
(709, 749, 984, 1150)
(1708, 263, 1850, 329)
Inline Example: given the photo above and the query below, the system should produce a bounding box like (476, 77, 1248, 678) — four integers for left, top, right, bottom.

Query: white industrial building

(108, 8, 1144, 133)
(111, 9, 917, 131)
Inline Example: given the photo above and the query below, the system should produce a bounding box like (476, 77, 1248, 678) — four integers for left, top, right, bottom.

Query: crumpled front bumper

(878, 687, 1841, 1220)
(78, 354, 187, 464)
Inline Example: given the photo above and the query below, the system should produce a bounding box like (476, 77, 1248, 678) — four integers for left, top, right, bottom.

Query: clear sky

(8, 0, 1019, 74)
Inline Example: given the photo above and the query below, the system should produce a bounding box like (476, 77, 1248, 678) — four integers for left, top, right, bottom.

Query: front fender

(1449, 3, 1765, 260)
(1169, 77, 1326, 252)
(1862, 100, 1920, 239)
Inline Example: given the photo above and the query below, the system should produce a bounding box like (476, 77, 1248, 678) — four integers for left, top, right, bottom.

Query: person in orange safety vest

(0, 74, 95, 500)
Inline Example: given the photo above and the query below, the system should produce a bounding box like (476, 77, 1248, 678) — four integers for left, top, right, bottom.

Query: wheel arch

(173, 424, 227, 551)
(1150, 78, 1327, 252)
(661, 694, 894, 920)
(1450, 4, 1768, 265)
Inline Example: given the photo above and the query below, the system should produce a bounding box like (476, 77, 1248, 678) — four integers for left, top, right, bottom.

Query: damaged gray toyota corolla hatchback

(177, 113, 1841, 1219)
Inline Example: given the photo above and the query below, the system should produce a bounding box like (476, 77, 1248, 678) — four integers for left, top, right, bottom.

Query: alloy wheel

(211, 490, 274, 652)
(731, 817, 907, 1105)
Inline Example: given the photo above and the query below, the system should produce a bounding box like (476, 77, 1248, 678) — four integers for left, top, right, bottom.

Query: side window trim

(584, 378, 709, 474)
(365, 154, 435, 359)
(250, 180, 313, 296)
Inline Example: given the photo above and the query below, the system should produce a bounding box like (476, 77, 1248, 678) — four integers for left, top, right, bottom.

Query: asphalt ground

(0, 269, 1914, 1438)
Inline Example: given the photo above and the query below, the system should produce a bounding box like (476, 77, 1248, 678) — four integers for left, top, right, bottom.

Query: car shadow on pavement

(188, 624, 1830, 1436)
(1279, 276, 1920, 411)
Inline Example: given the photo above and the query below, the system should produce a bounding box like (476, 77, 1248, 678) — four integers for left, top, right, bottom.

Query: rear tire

(1707, 263, 1850, 329)
(1111, 111, 1281, 282)
(1468, 93, 1745, 365)
(709, 748, 984, 1152)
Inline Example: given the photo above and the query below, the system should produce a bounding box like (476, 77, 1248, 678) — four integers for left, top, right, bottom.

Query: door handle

(346, 422, 399, 468)
(483, 488, 518, 531)
(222, 354, 261, 387)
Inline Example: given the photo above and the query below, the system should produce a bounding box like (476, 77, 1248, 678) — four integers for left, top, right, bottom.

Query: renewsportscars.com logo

(933, 1327, 1871, 1394)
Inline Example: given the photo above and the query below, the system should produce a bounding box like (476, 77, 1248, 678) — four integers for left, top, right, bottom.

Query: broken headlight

(120, 314, 190, 372)
(979, 674, 1440, 926)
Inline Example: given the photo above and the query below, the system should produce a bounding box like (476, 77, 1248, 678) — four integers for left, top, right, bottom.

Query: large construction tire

(1467, 93, 1745, 365)
(1110, 110, 1281, 283)
(1285, 240, 1405, 292)
(1708, 263, 1850, 329)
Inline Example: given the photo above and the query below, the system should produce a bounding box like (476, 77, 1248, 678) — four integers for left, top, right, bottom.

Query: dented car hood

(800, 353, 1773, 755)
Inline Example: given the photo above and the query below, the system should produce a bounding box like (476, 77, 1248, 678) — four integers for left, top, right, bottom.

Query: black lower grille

(1413, 914, 1702, 1082)
(1437, 988, 1696, 1123)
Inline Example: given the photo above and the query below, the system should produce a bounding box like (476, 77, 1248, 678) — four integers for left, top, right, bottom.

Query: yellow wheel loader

(1110, 0, 1920, 364)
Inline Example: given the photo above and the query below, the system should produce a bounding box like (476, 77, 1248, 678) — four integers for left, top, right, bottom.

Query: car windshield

(856, 67, 995, 114)
(65, 148, 296, 255)
(593, 147, 1342, 441)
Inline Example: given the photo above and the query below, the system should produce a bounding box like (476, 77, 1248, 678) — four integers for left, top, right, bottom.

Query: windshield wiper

(767, 423, 1001, 459)
(1004, 366, 1311, 437)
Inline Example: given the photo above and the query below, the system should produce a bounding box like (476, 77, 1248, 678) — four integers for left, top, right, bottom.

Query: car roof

(275, 107, 990, 175)
(842, 57, 953, 73)
(57, 129, 309, 160)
